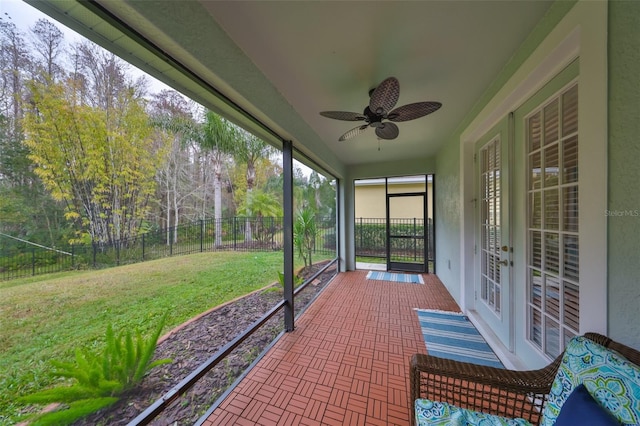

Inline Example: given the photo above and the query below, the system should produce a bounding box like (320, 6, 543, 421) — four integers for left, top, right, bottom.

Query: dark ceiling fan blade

(387, 101, 442, 122)
(320, 111, 367, 121)
(339, 125, 369, 141)
(369, 77, 400, 115)
(375, 122, 399, 140)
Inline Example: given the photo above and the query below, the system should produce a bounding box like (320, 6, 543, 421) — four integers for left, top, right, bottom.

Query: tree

(0, 21, 30, 137)
(0, 20, 69, 248)
(23, 80, 159, 244)
(308, 172, 336, 219)
(233, 130, 273, 242)
(237, 189, 282, 245)
(30, 19, 65, 83)
(0, 22, 31, 185)
(149, 91, 199, 244)
(199, 111, 237, 247)
(71, 41, 146, 110)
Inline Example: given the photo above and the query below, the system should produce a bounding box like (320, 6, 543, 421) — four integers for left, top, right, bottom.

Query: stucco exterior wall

(354, 182, 433, 219)
(607, 0, 640, 350)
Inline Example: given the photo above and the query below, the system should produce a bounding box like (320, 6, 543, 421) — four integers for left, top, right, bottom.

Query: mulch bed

(74, 260, 337, 426)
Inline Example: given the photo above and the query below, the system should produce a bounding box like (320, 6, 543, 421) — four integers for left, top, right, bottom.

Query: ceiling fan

(320, 77, 442, 141)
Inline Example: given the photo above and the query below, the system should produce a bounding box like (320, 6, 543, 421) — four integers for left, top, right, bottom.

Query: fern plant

(101, 315, 172, 390)
(19, 315, 172, 425)
(277, 271, 304, 289)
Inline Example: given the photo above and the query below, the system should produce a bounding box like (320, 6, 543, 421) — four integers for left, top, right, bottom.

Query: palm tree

(237, 189, 282, 245)
(200, 111, 238, 247)
(233, 130, 273, 242)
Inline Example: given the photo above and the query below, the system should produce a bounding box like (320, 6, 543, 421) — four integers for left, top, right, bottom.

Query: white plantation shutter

(526, 83, 579, 359)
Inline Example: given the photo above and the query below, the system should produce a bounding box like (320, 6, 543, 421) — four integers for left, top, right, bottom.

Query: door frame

(386, 192, 428, 273)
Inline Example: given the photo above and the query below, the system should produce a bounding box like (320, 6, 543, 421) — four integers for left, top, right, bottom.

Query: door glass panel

(545, 274, 560, 320)
(545, 317, 561, 358)
(562, 85, 579, 136)
(531, 192, 542, 228)
(563, 186, 579, 232)
(544, 189, 559, 230)
(544, 144, 559, 186)
(563, 281, 580, 330)
(530, 151, 542, 190)
(479, 137, 502, 315)
(545, 232, 560, 274)
(562, 136, 579, 184)
(531, 308, 542, 346)
(531, 231, 542, 268)
(530, 270, 542, 308)
(563, 235, 579, 281)
(544, 100, 559, 145)
(527, 82, 579, 357)
(529, 111, 542, 151)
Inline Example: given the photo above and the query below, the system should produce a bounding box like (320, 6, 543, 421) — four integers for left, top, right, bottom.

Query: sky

(1, 0, 172, 94)
(1, 0, 58, 36)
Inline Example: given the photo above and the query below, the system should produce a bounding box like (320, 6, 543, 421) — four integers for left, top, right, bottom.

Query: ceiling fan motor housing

(320, 76, 441, 141)
(363, 106, 384, 125)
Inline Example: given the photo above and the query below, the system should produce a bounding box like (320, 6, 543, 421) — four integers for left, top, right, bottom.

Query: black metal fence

(0, 216, 336, 281)
(355, 217, 434, 262)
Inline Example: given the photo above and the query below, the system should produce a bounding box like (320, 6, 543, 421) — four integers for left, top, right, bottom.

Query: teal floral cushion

(415, 399, 533, 426)
(541, 336, 640, 426)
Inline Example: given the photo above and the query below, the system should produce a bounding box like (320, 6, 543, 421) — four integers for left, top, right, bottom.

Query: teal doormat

(415, 309, 503, 368)
(366, 270, 424, 284)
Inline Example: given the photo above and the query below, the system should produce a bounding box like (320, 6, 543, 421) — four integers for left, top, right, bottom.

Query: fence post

(233, 217, 237, 251)
(116, 241, 120, 266)
(32, 247, 36, 276)
(93, 242, 97, 268)
(200, 219, 204, 253)
(142, 234, 145, 261)
(71, 244, 75, 269)
(359, 217, 363, 255)
(170, 227, 173, 256)
(414, 217, 417, 261)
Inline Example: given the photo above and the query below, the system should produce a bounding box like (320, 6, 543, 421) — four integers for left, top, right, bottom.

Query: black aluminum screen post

(283, 140, 294, 332)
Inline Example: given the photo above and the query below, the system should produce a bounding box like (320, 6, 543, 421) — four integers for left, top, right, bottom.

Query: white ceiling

(202, 1, 553, 165)
(31, 0, 554, 177)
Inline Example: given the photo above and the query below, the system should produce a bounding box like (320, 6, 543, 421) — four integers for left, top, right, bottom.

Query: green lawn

(0, 251, 287, 425)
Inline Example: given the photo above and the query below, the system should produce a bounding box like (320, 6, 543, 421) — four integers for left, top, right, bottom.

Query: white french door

(475, 131, 512, 348)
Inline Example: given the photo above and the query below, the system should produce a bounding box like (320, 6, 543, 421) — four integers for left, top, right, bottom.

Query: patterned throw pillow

(540, 336, 640, 426)
(415, 399, 532, 426)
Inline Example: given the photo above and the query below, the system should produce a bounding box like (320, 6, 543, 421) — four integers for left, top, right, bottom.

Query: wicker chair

(409, 332, 640, 426)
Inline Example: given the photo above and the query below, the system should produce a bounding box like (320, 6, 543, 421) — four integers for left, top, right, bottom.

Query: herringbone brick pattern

(202, 270, 459, 425)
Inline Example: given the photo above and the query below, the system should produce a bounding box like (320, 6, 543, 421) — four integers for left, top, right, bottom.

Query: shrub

(277, 271, 304, 288)
(19, 316, 172, 425)
(294, 208, 318, 267)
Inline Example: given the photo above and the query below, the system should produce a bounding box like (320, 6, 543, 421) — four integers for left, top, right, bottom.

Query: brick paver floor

(202, 270, 460, 426)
